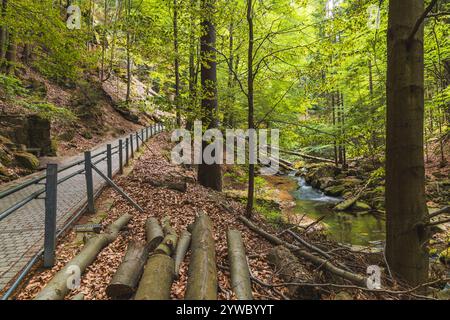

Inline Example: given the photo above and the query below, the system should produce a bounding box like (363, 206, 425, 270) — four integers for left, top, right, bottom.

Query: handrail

(0, 126, 153, 200)
(0, 122, 168, 299)
(0, 125, 158, 221)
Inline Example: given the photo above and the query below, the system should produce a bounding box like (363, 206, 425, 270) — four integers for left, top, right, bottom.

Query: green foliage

(0, 74, 27, 99)
(20, 101, 77, 123)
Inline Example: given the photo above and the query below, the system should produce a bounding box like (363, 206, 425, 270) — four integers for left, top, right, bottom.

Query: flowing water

(286, 172, 386, 248)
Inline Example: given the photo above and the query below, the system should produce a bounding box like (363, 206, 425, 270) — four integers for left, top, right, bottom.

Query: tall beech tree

(197, 0, 222, 191)
(245, 0, 255, 217)
(385, 0, 432, 286)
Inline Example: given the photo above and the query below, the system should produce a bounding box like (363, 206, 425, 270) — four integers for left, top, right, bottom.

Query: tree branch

(407, 0, 439, 45)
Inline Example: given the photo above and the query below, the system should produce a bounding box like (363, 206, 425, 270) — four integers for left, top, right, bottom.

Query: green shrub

(0, 74, 27, 99)
(20, 101, 77, 123)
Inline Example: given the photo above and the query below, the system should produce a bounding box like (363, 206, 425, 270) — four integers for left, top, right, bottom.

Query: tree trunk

(145, 217, 164, 251)
(186, 0, 197, 131)
(125, 0, 132, 104)
(5, 32, 16, 75)
(385, 0, 429, 286)
(197, 0, 222, 191)
(185, 212, 217, 300)
(134, 254, 175, 300)
(173, 0, 181, 127)
(174, 230, 191, 277)
(331, 93, 338, 166)
(106, 241, 148, 299)
(100, 0, 107, 82)
(0, 0, 7, 60)
(35, 214, 132, 300)
(224, 20, 234, 128)
(245, 0, 255, 218)
(227, 229, 253, 300)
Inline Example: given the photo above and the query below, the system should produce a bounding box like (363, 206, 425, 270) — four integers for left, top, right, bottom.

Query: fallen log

(334, 180, 371, 211)
(268, 246, 320, 299)
(268, 146, 335, 164)
(238, 216, 366, 286)
(106, 241, 149, 299)
(259, 151, 294, 171)
(155, 216, 178, 255)
(134, 254, 175, 300)
(71, 293, 85, 300)
(145, 217, 164, 251)
(155, 233, 178, 256)
(161, 216, 177, 236)
(185, 213, 218, 300)
(35, 214, 132, 300)
(227, 229, 253, 300)
(146, 178, 187, 192)
(174, 230, 191, 277)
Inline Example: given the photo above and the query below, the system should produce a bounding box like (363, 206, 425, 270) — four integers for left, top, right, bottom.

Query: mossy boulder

(324, 185, 346, 196)
(0, 135, 12, 145)
(0, 163, 11, 177)
(338, 176, 363, 188)
(308, 163, 340, 179)
(317, 177, 336, 189)
(14, 151, 39, 170)
(0, 145, 13, 166)
(351, 201, 372, 211)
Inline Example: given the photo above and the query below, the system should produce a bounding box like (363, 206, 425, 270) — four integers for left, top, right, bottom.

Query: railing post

(43, 163, 58, 268)
(84, 151, 95, 214)
(141, 128, 144, 143)
(125, 138, 129, 166)
(136, 132, 139, 151)
(107, 144, 112, 179)
(150, 125, 153, 137)
(119, 139, 123, 174)
(130, 134, 134, 158)
(146, 127, 148, 141)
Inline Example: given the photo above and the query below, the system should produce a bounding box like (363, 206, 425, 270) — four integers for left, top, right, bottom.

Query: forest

(0, 0, 449, 302)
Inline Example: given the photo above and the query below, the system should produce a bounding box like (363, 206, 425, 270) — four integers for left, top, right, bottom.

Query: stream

(280, 172, 386, 248)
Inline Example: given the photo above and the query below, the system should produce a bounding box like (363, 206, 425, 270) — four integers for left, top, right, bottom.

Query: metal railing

(0, 120, 175, 300)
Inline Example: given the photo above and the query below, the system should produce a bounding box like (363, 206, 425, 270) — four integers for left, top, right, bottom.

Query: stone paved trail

(0, 127, 157, 293)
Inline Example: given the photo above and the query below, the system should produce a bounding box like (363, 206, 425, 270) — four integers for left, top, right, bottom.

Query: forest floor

(14, 132, 450, 300)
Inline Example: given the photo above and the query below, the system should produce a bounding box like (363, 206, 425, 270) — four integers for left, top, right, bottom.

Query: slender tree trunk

(340, 92, 347, 168)
(173, 0, 181, 126)
(336, 91, 343, 165)
(197, 0, 222, 191)
(245, 0, 255, 218)
(331, 93, 338, 166)
(0, 0, 8, 61)
(5, 32, 16, 75)
(368, 59, 378, 167)
(386, 0, 429, 286)
(431, 24, 447, 166)
(186, 0, 197, 130)
(224, 21, 234, 128)
(100, 0, 107, 82)
(125, 0, 132, 104)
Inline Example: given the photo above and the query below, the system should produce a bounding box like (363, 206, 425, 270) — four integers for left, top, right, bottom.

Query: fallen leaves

(16, 132, 286, 300)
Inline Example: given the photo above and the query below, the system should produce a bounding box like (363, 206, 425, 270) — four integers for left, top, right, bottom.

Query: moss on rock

(14, 151, 39, 170)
